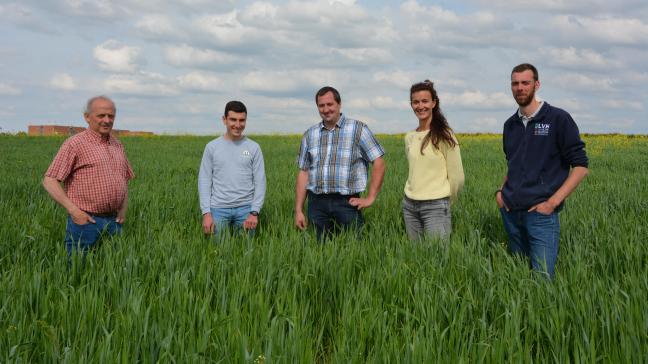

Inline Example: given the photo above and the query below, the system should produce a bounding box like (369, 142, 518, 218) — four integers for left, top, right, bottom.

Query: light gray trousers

(402, 196, 451, 241)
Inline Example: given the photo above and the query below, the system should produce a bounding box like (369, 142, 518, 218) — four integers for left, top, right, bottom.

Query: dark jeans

(65, 214, 122, 256)
(500, 208, 560, 279)
(307, 191, 363, 241)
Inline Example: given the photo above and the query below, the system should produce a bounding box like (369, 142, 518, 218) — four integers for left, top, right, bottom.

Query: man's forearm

(547, 166, 588, 207)
(118, 191, 129, 215)
(43, 176, 79, 214)
(295, 170, 308, 212)
(366, 157, 385, 200)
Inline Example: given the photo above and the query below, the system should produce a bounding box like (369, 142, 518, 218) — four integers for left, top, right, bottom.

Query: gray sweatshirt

(198, 136, 266, 214)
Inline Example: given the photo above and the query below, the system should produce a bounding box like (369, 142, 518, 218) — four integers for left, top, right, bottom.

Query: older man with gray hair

(43, 95, 134, 256)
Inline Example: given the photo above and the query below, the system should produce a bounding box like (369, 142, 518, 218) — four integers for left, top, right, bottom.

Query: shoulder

(60, 131, 88, 150)
(243, 137, 261, 150)
(343, 117, 367, 129)
(206, 136, 224, 147)
(504, 112, 518, 126)
(543, 102, 571, 118)
(541, 103, 577, 130)
(301, 124, 322, 141)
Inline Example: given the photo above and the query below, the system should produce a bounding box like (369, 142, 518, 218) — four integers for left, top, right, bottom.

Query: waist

(307, 191, 360, 199)
(83, 210, 118, 218)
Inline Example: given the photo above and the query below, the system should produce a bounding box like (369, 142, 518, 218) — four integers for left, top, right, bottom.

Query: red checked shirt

(45, 129, 134, 214)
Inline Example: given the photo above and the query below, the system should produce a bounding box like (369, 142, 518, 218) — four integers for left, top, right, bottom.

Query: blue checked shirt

(297, 114, 385, 195)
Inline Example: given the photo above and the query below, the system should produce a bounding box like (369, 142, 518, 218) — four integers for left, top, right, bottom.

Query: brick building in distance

(28, 125, 154, 137)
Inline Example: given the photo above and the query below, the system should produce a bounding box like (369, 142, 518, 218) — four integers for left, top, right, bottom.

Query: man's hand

(202, 213, 214, 234)
(70, 208, 95, 225)
(496, 191, 509, 211)
(116, 211, 126, 224)
(348, 196, 375, 210)
(295, 211, 307, 231)
(528, 200, 557, 215)
(243, 214, 258, 230)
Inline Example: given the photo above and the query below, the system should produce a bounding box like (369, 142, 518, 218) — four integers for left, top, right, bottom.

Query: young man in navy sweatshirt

(495, 63, 589, 279)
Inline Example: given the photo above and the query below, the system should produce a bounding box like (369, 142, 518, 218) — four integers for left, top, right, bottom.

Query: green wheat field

(1, 134, 647, 362)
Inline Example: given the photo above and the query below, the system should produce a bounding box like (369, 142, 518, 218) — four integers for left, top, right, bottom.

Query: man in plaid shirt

(43, 96, 134, 256)
(295, 86, 386, 241)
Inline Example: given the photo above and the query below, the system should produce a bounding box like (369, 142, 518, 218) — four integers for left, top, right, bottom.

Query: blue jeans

(65, 215, 122, 256)
(402, 196, 451, 241)
(500, 208, 560, 279)
(307, 192, 363, 242)
(210, 205, 254, 242)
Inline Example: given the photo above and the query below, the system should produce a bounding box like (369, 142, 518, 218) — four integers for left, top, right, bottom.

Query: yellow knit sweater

(404, 130, 465, 203)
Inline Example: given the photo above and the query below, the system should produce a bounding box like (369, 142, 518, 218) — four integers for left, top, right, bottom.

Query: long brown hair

(410, 80, 457, 154)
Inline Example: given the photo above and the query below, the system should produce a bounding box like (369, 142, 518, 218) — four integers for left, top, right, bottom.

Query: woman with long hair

(403, 80, 464, 240)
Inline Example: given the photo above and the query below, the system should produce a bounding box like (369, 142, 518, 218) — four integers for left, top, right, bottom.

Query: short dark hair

(224, 100, 247, 117)
(511, 63, 539, 81)
(315, 86, 341, 104)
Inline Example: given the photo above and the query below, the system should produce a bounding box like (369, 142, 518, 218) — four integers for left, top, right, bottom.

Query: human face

(84, 98, 116, 136)
(410, 90, 436, 123)
(511, 70, 539, 107)
(222, 111, 247, 140)
(317, 91, 341, 125)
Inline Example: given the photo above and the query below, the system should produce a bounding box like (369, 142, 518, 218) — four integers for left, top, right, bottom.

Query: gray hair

(84, 95, 116, 114)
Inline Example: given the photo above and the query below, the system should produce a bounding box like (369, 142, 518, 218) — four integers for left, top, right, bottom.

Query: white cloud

(194, 10, 254, 46)
(555, 74, 616, 91)
(62, 0, 121, 18)
(333, 48, 393, 63)
(177, 71, 224, 92)
(0, 82, 21, 96)
(540, 47, 614, 69)
(240, 70, 339, 94)
(444, 91, 512, 109)
(49, 73, 77, 91)
(164, 44, 244, 67)
(135, 14, 175, 36)
(103, 72, 178, 96)
(373, 71, 412, 89)
(347, 96, 409, 111)
(550, 15, 648, 45)
(94, 40, 144, 73)
(603, 100, 644, 110)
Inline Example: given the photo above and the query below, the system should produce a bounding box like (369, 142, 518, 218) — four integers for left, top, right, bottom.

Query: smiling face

(410, 90, 437, 124)
(222, 110, 247, 140)
(317, 91, 341, 126)
(84, 98, 116, 137)
(511, 69, 540, 107)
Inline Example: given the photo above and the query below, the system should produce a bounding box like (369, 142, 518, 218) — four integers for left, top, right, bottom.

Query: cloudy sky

(1, 0, 646, 134)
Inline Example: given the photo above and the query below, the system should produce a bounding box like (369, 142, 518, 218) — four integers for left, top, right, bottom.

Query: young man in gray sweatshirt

(198, 101, 266, 240)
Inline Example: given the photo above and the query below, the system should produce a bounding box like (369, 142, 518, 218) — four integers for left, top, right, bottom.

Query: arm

(294, 169, 309, 230)
(198, 144, 214, 234)
(445, 143, 465, 205)
(495, 176, 509, 210)
(349, 156, 385, 209)
(243, 146, 266, 230)
(528, 166, 588, 214)
(116, 190, 128, 224)
(42, 176, 95, 224)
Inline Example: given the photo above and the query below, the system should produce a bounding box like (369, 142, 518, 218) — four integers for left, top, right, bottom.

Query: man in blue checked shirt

(295, 86, 386, 241)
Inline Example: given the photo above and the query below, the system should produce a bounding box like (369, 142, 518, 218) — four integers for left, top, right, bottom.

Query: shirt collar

(85, 128, 112, 144)
(517, 100, 544, 121)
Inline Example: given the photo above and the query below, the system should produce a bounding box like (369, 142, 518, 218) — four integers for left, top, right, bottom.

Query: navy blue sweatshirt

(502, 102, 588, 211)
